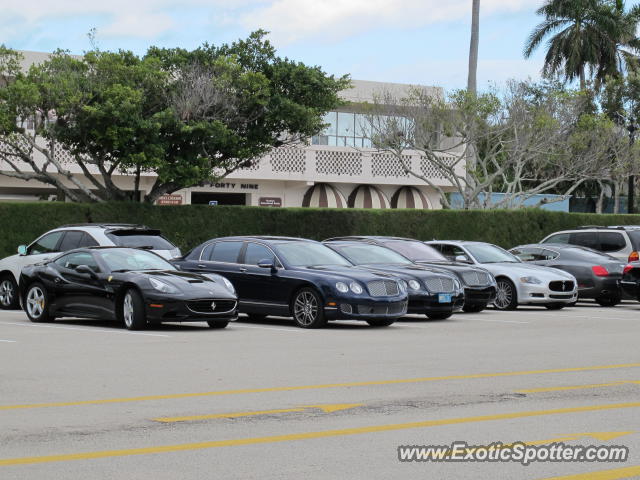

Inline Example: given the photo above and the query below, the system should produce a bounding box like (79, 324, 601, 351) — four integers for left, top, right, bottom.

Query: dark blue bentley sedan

(173, 236, 408, 328)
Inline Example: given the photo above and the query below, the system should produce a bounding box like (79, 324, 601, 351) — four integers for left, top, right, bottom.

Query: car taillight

(629, 251, 639, 262)
(623, 264, 634, 275)
(592, 265, 609, 277)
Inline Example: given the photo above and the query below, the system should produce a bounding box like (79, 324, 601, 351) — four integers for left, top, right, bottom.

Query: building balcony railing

(229, 145, 463, 186)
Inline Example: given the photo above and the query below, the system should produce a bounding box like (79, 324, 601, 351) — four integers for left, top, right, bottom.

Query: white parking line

(469, 318, 530, 324)
(0, 322, 170, 338)
(0, 339, 16, 343)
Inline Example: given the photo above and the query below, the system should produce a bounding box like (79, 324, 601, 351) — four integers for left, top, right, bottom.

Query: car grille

(461, 271, 491, 286)
(186, 299, 237, 314)
(550, 294, 573, 299)
(367, 280, 399, 297)
(549, 281, 575, 292)
(425, 277, 455, 293)
(356, 301, 407, 315)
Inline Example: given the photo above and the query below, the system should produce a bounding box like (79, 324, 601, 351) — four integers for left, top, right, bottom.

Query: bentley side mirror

(455, 255, 471, 263)
(257, 259, 276, 272)
(17, 245, 27, 256)
(75, 265, 98, 278)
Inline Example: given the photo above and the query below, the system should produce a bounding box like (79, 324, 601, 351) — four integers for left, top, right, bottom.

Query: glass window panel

(327, 135, 338, 147)
(337, 112, 355, 137)
(321, 112, 337, 136)
(355, 114, 372, 138)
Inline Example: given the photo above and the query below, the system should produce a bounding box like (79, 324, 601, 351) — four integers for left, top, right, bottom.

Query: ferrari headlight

(336, 282, 349, 293)
(408, 280, 421, 290)
(221, 277, 235, 294)
(520, 276, 542, 285)
(350, 282, 363, 294)
(149, 277, 179, 294)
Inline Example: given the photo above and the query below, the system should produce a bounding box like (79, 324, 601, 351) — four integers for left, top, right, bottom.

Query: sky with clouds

(1, 0, 549, 91)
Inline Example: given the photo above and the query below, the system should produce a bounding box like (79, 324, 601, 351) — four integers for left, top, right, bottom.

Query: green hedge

(1, 202, 640, 258)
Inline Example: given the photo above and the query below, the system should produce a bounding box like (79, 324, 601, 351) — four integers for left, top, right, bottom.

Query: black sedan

(174, 236, 409, 328)
(323, 241, 464, 320)
(324, 236, 496, 312)
(619, 262, 640, 299)
(19, 247, 238, 330)
(510, 243, 625, 306)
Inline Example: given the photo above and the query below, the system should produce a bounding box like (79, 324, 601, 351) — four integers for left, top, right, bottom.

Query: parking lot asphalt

(1, 303, 639, 480)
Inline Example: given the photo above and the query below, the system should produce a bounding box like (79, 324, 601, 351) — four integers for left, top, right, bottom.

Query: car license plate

(438, 294, 452, 303)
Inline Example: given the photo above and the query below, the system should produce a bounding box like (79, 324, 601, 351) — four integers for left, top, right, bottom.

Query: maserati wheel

(494, 278, 518, 310)
(0, 275, 19, 310)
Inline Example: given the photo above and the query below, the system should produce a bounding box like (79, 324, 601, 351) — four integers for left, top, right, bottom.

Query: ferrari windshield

(331, 244, 413, 265)
(97, 248, 176, 272)
(384, 241, 448, 262)
(276, 242, 352, 267)
(466, 244, 520, 263)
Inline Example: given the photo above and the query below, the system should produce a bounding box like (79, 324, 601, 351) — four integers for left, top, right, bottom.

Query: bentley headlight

(336, 282, 349, 293)
(454, 278, 462, 291)
(149, 277, 179, 294)
(222, 277, 235, 294)
(520, 276, 542, 285)
(408, 280, 421, 290)
(350, 282, 363, 294)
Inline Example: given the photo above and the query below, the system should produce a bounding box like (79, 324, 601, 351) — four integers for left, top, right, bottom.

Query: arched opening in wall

(391, 186, 432, 209)
(302, 183, 347, 208)
(347, 185, 390, 209)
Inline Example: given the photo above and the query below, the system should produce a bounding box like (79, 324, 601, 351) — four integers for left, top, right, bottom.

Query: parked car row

(1, 223, 638, 330)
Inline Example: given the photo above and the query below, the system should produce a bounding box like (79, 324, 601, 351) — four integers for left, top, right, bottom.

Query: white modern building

(0, 52, 463, 209)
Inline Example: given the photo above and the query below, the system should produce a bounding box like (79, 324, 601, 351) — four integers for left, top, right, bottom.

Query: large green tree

(524, 0, 640, 89)
(0, 32, 349, 203)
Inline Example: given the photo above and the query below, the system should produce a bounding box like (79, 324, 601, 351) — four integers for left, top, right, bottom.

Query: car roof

(211, 236, 318, 243)
(426, 240, 490, 246)
(58, 223, 150, 230)
(325, 236, 421, 242)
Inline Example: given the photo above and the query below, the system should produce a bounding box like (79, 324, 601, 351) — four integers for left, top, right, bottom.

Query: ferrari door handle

(239, 267, 247, 272)
(197, 264, 206, 269)
(54, 278, 61, 283)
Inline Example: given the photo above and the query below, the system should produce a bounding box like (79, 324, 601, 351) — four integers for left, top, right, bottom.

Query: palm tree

(524, 0, 639, 89)
(467, 0, 480, 96)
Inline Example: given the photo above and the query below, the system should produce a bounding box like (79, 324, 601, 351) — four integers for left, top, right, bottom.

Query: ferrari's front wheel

(25, 283, 51, 323)
(122, 289, 147, 330)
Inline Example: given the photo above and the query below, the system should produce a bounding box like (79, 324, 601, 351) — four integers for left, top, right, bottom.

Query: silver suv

(0, 224, 181, 310)
(540, 226, 640, 263)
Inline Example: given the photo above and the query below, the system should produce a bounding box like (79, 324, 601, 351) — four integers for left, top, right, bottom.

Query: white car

(426, 241, 578, 310)
(0, 223, 181, 310)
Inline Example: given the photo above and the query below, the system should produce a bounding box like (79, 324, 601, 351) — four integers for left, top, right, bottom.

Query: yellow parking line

(536, 465, 640, 480)
(1, 401, 639, 466)
(518, 381, 640, 394)
(2, 363, 640, 411)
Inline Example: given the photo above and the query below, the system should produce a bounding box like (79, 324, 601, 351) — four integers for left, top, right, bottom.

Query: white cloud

(240, 0, 541, 45)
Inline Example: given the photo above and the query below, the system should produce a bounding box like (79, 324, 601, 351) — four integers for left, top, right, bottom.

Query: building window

(312, 111, 379, 148)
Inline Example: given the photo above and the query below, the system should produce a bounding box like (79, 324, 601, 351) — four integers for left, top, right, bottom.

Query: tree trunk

(614, 181, 620, 214)
(579, 65, 586, 90)
(596, 181, 605, 214)
(467, 0, 480, 96)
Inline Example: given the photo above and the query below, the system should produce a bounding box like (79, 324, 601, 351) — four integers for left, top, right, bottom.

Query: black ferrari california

(324, 236, 496, 312)
(19, 247, 238, 330)
(323, 241, 464, 319)
(173, 236, 409, 328)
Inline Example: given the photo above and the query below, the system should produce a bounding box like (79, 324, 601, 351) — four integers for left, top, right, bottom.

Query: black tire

(0, 274, 19, 310)
(462, 304, 484, 313)
(494, 278, 518, 310)
(366, 318, 396, 327)
(291, 288, 327, 329)
(426, 312, 453, 320)
(245, 313, 267, 321)
(545, 303, 566, 310)
(24, 283, 52, 323)
(122, 289, 147, 330)
(207, 320, 229, 329)
(595, 296, 620, 307)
